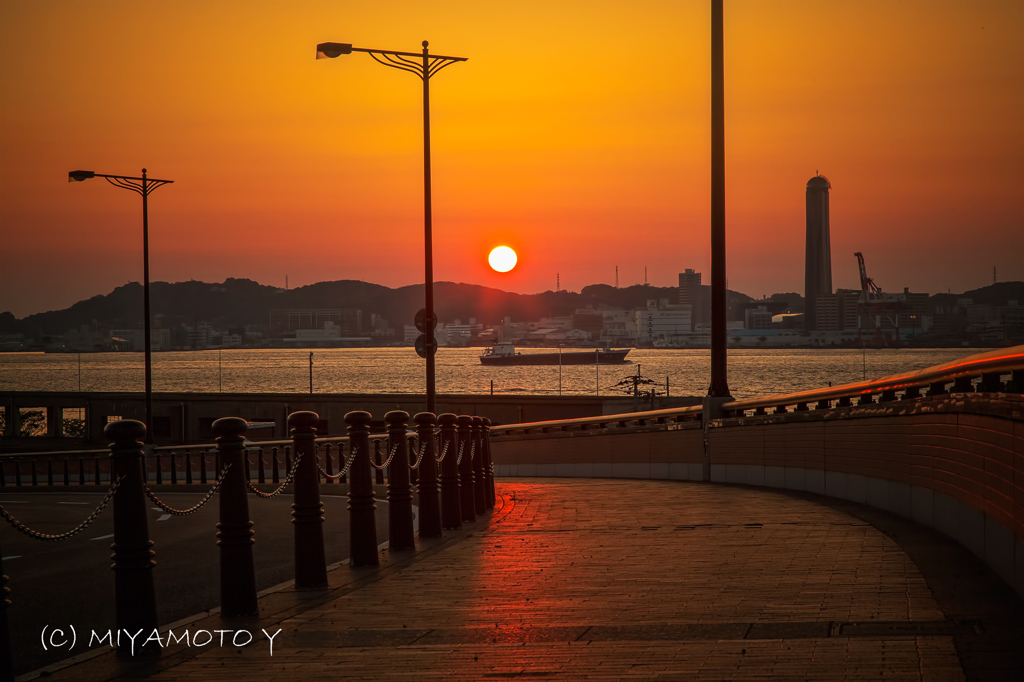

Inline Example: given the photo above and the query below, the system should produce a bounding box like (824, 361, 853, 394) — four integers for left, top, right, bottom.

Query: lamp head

(316, 42, 353, 59)
(68, 170, 95, 182)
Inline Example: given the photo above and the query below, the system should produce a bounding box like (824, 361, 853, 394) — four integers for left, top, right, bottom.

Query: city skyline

(1, 0, 1022, 319)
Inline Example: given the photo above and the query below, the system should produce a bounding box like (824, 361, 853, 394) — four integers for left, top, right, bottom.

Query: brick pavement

(40, 479, 1024, 681)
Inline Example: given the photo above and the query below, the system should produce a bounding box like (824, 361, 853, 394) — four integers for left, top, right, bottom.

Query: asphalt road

(1, 488, 393, 677)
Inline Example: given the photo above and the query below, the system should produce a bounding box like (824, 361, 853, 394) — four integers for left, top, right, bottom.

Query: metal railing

(491, 345, 1024, 435)
(0, 434, 417, 488)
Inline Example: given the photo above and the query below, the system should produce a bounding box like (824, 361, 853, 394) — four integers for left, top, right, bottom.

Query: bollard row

(3, 410, 497, 663)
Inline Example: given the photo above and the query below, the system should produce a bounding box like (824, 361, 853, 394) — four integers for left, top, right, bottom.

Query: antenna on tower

(556, 273, 560, 292)
(645, 267, 648, 286)
(286, 274, 289, 290)
(993, 266, 997, 284)
(615, 266, 619, 288)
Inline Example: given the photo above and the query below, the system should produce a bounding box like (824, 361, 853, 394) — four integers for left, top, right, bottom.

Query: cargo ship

(479, 342, 631, 366)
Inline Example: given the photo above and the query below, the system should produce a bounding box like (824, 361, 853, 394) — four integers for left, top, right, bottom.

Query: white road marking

(151, 507, 162, 512)
(157, 514, 171, 522)
(58, 501, 88, 505)
(90, 534, 115, 541)
(2, 556, 21, 561)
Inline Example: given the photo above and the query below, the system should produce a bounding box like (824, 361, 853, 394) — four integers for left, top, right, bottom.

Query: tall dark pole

(69, 168, 172, 441)
(141, 169, 154, 440)
(316, 40, 464, 415)
(422, 41, 436, 415)
(708, 0, 731, 398)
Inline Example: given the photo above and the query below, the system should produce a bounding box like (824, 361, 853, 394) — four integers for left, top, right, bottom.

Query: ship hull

(479, 349, 631, 366)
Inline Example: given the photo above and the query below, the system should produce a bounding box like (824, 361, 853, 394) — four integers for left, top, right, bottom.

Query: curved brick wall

(491, 394, 1024, 598)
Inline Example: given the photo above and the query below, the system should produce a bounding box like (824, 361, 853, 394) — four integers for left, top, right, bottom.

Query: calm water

(0, 347, 982, 399)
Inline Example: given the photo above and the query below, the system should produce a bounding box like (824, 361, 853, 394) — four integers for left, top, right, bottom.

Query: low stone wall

(0, 390, 699, 450)
(491, 394, 1024, 598)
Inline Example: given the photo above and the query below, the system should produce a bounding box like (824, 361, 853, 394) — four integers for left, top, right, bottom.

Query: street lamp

(316, 40, 467, 415)
(69, 169, 174, 441)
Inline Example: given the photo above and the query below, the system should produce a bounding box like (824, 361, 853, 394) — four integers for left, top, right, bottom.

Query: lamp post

(69, 169, 173, 441)
(708, 0, 731, 399)
(316, 40, 466, 415)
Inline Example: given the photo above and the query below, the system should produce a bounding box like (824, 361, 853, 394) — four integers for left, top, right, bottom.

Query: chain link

(247, 448, 303, 499)
(435, 441, 449, 464)
(410, 441, 427, 470)
(144, 464, 231, 516)
(370, 442, 399, 470)
(319, 447, 356, 480)
(1, 475, 124, 541)
(456, 442, 465, 465)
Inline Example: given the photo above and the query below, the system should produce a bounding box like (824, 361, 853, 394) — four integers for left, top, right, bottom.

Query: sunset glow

(0, 1, 1021, 317)
(488, 246, 517, 273)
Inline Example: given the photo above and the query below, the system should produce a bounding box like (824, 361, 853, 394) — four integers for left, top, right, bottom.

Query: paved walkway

(41, 479, 1024, 681)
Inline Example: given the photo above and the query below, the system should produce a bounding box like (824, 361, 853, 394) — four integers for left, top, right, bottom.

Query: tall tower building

(678, 269, 702, 331)
(804, 175, 833, 331)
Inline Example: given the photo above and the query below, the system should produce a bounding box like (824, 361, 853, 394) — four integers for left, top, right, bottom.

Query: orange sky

(1, 0, 1021, 318)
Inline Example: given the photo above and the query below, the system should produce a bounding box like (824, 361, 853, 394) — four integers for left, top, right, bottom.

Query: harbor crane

(854, 252, 905, 346)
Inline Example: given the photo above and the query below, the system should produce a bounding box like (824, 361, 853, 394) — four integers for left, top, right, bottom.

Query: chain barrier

(370, 442, 399, 471)
(410, 441, 427, 470)
(435, 441, 449, 464)
(247, 448, 303, 499)
(1, 475, 124, 541)
(456, 442, 465, 465)
(318, 447, 356, 480)
(144, 464, 231, 516)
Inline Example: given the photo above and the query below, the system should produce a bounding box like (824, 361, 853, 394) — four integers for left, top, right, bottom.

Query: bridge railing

(490, 346, 1023, 436)
(723, 346, 1023, 416)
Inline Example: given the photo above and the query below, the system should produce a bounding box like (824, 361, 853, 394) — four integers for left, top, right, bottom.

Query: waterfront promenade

(36, 478, 1024, 681)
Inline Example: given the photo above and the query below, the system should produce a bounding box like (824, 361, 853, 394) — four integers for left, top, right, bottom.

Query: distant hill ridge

(1, 278, 1020, 337)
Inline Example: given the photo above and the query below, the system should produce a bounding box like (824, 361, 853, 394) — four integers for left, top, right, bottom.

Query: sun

(488, 246, 517, 273)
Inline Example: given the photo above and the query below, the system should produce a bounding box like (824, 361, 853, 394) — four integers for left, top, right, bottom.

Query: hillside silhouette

(3, 279, 1019, 338)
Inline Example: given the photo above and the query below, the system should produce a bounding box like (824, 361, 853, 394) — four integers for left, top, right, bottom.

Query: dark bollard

(384, 411, 415, 552)
(413, 412, 442, 539)
(438, 413, 462, 529)
(482, 417, 495, 509)
(214, 417, 258, 618)
(344, 411, 379, 567)
(289, 411, 328, 589)
(471, 417, 487, 516)
(104, 419, 159, 658)
(456, 415, 476, 523)
(1, 535, 12, 682)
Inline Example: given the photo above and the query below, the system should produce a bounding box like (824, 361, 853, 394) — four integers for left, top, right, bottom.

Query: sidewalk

(42, 479, 1024, 681)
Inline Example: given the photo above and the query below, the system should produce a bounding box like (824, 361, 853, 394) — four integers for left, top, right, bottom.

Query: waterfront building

(727, 329, 809, 347)
(270, 308, 362, 337)
(572, 309, 605, 337)
(805, 175, 833, 331)
(598, 309, 634, 344)
(744, 306, 773, 330)
(677, 269, 702, 330)
(635, 300, 693, 344)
